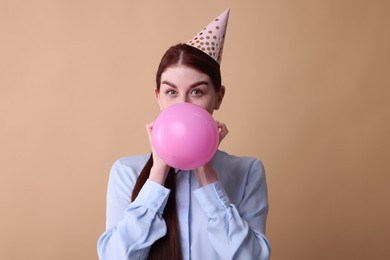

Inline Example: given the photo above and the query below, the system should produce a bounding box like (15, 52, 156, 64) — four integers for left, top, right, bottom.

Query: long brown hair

(131, 43, 222, 260)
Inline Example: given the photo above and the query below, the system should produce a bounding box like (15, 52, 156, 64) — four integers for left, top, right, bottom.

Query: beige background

(1, 1, 389, 259)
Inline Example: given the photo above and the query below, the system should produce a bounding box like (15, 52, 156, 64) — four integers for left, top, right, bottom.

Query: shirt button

(159, 190, 166, 197)
(152, 202, 158, 208)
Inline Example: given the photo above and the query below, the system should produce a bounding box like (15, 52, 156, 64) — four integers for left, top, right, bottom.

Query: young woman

(98, 10, 270, 260)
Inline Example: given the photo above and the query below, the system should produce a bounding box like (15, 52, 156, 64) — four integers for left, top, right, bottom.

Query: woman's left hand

(216, 121, 229, 145)
(194, 121, 228, 186)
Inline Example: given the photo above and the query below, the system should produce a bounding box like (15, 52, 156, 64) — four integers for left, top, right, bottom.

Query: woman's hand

(194, 121, 229, 186)
(216, 121, 229, 145)
(146, 122, 171, 185)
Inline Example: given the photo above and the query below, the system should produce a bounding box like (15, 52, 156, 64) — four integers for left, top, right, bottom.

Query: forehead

(161, 65, 210, 82)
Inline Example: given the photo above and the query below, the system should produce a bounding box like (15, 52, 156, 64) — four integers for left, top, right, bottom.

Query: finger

(146, 122, 166, 166)
(219, 123, 228, 138)
(215, 122, 228, 143)
(145, 122, 154, 143)
(216, 122, 228, 132)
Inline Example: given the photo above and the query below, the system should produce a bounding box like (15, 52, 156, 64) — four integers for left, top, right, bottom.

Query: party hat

(187, 9, 230, 65)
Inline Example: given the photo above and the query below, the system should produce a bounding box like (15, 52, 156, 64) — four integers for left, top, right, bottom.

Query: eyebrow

(161, 80, 209, 89)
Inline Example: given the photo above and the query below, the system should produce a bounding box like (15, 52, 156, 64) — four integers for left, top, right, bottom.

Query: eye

(190, 89, 203, 96)
(165, 89, 177, 96)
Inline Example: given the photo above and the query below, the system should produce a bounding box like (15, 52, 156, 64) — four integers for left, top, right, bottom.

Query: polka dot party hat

(187, 9, 230, 65)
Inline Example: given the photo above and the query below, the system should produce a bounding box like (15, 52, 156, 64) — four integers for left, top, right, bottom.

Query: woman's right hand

(146, 122, 171, 185)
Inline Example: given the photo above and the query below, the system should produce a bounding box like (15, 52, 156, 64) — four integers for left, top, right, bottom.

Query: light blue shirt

(97, 150, 271, 259)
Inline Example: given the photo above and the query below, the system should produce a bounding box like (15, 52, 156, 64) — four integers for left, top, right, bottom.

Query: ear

(154, 88, 163, 110)
(214, 85, 225, 110)
(154, 87, 159, 99)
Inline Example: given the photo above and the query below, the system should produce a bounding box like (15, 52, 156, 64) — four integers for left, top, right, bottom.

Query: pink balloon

(152, 103, 219, 170)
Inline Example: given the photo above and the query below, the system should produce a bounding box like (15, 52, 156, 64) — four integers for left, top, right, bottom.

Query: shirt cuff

(133, 179, 171, 215)
(193, 181, 231, 218)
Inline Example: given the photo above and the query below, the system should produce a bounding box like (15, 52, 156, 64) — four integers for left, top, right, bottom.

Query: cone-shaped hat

(187, 9, 230, 65)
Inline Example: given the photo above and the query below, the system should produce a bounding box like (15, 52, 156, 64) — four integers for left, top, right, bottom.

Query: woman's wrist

(149, 164, 170, 185)
(194, 164, 218, 186)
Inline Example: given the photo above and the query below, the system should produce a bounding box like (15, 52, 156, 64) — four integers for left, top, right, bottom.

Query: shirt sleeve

(97, 160, 171, 260)
(193, 159, 271, 260)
